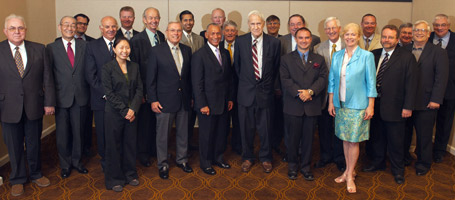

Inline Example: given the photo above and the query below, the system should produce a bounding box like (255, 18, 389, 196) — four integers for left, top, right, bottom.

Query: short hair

(143, 7, 160, 19)
(74, 13, 90, 24)
(206, 23, 220, 30)
(414, 20, 431, 31)
(288, 14, 305, 25)
(434, 14, 450, 24)
(113, 36, 130, 48)
(399, 23, 413, 31)
(119, 6, 135, 16)
(342, 23, 361, 37)
(212, 8, 225, 16)
(4, 14, 26, 29)
(166, 21, 182, 31)
(324, 16, 341, 28)
(59, 16, 76, 25)
(248, 10, 264, 23)
(295, 27, 312, 37)
(361, 13, 376, 23)
(382, 24, 399, 39)
(266, 15, 280, 23)
(223, 20, 237, 29)
(179, 10, 194, 21)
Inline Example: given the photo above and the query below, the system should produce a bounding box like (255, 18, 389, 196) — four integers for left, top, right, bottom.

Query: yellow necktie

(331, 44, 337, 60)
(228, 43, 233, 61)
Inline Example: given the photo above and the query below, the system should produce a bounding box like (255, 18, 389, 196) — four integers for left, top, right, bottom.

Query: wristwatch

(308, 89, 314, 96)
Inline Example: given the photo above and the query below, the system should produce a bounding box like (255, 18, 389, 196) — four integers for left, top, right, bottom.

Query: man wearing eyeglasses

(431, 14, 455, 164)
(74, 13, 94, 41)
(359, 14, 382, 51)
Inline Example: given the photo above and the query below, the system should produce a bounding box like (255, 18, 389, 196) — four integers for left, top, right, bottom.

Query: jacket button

(178, 88, 182, 91)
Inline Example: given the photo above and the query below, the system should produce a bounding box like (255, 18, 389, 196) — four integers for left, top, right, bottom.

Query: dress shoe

(214, 161, 231, 169)
(404, 158, 412, 166)
(202, 167, 216, 175)
(362, 165, 385, 172)
(433, 155, 443, 163)
(241, 160, 253, 172)
(11, 184, 24, 196)
(75, 166, 89, 174)
(394, 175, 405, 184)
(140, 159, 151, 167)
(83, 149, 96, 157)
(416, 169, 429, 176)
(177, 163, 193, 173)
(233, 148, 242, 155)
(112, 185, 123, 192)
(288, 170, 298, 180)
(189, 144, 199, 151)
(32, 176, 50, 187)
(61, 168, 72, 178)
(129, 179, 139, 186)
(262, 161, 273, 173)
(300, 170, 314, 181)
(159, 166, 169, 179)
(282, 154, 288, 162)
(336, 161, 346, 172)
(314, 160, 330, 168)
(272, 147, 283, 155)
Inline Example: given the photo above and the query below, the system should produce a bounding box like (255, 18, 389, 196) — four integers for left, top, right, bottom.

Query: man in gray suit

(47, 16, 89, 179)
(313, 17, 345, 171)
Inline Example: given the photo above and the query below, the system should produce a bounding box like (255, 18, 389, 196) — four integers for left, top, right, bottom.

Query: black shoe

(61, 168, 71, 178)
(404, 158, 412, 166)
(159, 166, 169, 179)
(273, 147, 283, 155)
(362, 165, 385, 172)
(189, 144, 199, 151)
(282, 154, 288, 162)
(75, 166, 89, 174)
(416, 169, 429, 176)
(177, 163, 193, 173)
(140, 159, 151, 167)
(83, 149, 96, 157)
(233, 148, 242, 155)
(288, 170, 298, 180)
(433, 155, 443, 163)
(394, 175, 405, 184)
(336, 161, 346, 172)
(314, 160, 330, 168)
(213, 161, 231, 169)
(300, 170, 314, 181)
(202, 167, 216, 175)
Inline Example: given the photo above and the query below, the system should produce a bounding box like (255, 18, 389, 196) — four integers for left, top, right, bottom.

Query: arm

(101, 62, 129, 117)
(191, 52, 208, 111)
(308, 59, 328, 96)
(129, 63, 143, 113)
(85, 43, 104, 95)
(279, 56, 300, 98)
(43, 44, 56, 114)
(428, 48, 449, 108)
(403, 52, 417, 118)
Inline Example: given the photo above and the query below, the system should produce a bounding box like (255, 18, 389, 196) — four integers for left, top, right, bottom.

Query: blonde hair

(342, 23, 361, 37)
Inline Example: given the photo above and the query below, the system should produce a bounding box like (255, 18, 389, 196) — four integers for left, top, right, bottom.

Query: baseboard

(448, 144, 455, 155)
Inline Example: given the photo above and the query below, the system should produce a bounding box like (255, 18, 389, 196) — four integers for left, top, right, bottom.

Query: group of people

(0, 4, 453, 196)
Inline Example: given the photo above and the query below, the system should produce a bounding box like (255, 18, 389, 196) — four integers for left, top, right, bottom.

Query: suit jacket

(180, 32, 205, 54)
(56, 34, 95, 42)
(0, 40, 55, 123)
(328, 46, 377, 109)
(234, 33, 280, 108)
(404, 42, 449, 110)
(372, 47, 417, 121)
(192, 44, 234, 115)
(280, 50, 328, 116)
(359, 33, 382, 51)
(47, 38, 89, 108)
(278, 33, 321, 56)
(102, 59, 143, 117)
(146, 42, 192, 113)
(115, 29, 139, 39)
(85, 37, 114, 110)
(430, 30, 455, 99)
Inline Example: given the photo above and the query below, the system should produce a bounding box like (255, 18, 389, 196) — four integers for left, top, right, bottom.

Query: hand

(129, 115, 135, 123)
(44, 106, 55, 115)
(401, 109, 412, 118)
(427, 102, 440, 109)
(151, 101, 163, 113)
(228, 101, 234, 111)
(191, 99, 194, 108)
(200, 106, 210, 115)
(274, 89, 282, 96)
(364, 106, 374, 120)
(328, 103, 336, 117)
(125, 109, 135, 120)
(141, 97, 146, 104)
(297, 89, 312, 102)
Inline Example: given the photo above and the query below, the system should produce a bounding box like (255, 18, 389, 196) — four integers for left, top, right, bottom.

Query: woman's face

(343, 28, 360, 48)
(113, 40, 131, 60)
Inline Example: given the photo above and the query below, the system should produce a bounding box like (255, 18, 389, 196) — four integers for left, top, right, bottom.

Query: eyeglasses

(433, 23, 449, 28)
(7, 26, 26, 32)
(61, 24, 76, 29)
(76, 22, 88, 26)
(267, 22, 280, 26)
(146, 16, 161, 21)
(325, 27, 339, 31)
(413, 28, 428, 33)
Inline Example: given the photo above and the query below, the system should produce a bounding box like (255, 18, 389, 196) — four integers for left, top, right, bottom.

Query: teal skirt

(334, 102, 370, 142)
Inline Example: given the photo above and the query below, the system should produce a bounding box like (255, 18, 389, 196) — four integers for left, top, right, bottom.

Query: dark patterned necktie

(376, 53, 389, 94)
(14, 46, 24, 77)
(252, 39, 260, 80)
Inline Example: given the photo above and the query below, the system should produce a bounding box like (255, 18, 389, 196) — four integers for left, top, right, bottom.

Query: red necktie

(252, 39, 260, 80)
(67, 42, 74, 67)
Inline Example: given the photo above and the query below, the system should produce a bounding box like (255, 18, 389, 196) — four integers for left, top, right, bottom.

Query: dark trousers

(410, 109, 437, 171)
(285, 114, 316, 172)
(55, 102, 88, 169)
(317, 106, 344, 163)
(271, 95, 284, 150)
(404, 118, 414, 159)
(2, 111, 43, 185)
(136, 103, 156, 162)
(238, 103, 273, 162)
(94, 110, 105, 169)
(435, 99, 455, 157)
(104, 110, 138, 189)
(198, 111, 229, 168)
(228, 101, 242, 153)
(188, 108, 197, 146)
(82, 109, 93, 155)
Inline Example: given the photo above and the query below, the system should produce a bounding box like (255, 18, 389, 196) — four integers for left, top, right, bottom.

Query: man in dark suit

(266, 15, 282, 38)
(431, 14, 455, 163)
(129, 7, 165, 167)
(47, 16, 89, 179)
(280, 27, 328, 180)
(404, 20, 449, 176)
(74, 13, 95, 41)
(200, 8, 226, 43)
(147, 22, 193, 179)
(85, 16, 118, 170)
(399, 23, 413, 47)
(363, 25, 417, 185)
(192, 23, 234, 175)
(279, 14, 320, 56)
(234, 10, 280, 173)
(0, 14, 55, 196)
(116, 6, 139, 40)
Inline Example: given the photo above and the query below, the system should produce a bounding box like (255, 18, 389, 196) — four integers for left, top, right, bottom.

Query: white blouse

(340, 48, 356, 102)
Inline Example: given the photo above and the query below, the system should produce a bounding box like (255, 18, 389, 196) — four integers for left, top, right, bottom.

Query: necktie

(227, 43, 233, 61)
(302, 54, 307, 65)
(126, 31, 131, 40)
(215, 48, 222, 66)
(67, 42, 75, 67)
(376, 53, 389, 94)
(331, 43, 337, 60)
(76, 37, 83, 40)
(437, 38, 443, 47)
(252, 39, 260, 80)
(109, 41, 114, 57)
(187, 34, 193, 49)
(14, 46, 24, 77)
(172, 46, 182, 75)
(154, 34, 159, 46)
(365, 38, 370, 50)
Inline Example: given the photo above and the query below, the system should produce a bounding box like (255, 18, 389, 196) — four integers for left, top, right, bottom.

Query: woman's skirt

(334, 103, 370, 142)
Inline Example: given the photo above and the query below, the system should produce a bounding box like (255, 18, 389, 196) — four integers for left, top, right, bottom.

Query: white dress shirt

(9, 41, 27, 69)
(62, 38, 76, 55)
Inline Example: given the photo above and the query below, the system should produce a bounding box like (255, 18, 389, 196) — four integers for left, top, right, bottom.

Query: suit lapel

(261, 34, 269, 73)
(73, 39, 84, 73)
(23, 41, 34, 78)
(0, 41, 21, 77)
(205, 45, 223, 71)
(292, 51, 307, 72)
(417, 42, 432, 65)
(164, 43, 180, 76)
(347, 47, 360, 66)
(55, 39, 74, 72)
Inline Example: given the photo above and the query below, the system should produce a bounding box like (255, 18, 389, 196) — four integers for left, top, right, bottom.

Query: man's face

(296, 29, 312, 52)
(166, 23, 182, 45)
(381, 28, 399, 51)
(289, 16, 304, 36)
(413, 23, 430, 44)
(59, 17, 76, 41)
(99, 17, 118, 41)
(181, 14, 194, 33)
(433, 18, 450, 38)
(211, 10, 225, 26)
(361, 16, 377, 37)
(205, 25, 222, 47)
(266, 19, 280, 36)
(75, 16, 88, 35)
(399, 27, 413, 45)
(120, 10, 135, 30)
(324, 20, 341, 43)
(223, 25, 237, 43)
(143, 9, 160, 32)
(248, 15, 264, 38)
(3, 18, 26, 46)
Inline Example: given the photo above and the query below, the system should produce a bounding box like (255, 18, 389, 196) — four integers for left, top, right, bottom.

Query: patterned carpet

(0, 130, 454, 200)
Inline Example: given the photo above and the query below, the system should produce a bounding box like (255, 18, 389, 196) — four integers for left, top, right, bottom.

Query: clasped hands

(298, 89, 312, 102)
(125, 109, 135, 122)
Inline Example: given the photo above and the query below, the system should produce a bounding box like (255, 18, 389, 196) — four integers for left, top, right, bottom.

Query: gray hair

(223, 20, 237, 30)
(414, 20, 431, 31)
(324, 17, 341, 29)
(59, 16, 76, 25)
(206, 23, 220, 30)
(166, 21, 182, 31)
(247, 10, 264, 23)
(434, 14, 450, 24)
(143, 7, 160, 19)
(399, 23, 413, 31)
(4, 14, 26, 29)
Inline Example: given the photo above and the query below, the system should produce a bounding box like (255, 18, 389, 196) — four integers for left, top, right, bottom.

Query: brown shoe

(262, 161, 273, 173)
(11, 184, 24, 196)
(32, 176, 50, 187)
(241, 160, 253, 172)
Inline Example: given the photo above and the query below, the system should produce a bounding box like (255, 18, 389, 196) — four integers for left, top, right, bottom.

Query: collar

(434, 31, 450, 41)
(62, 37, 76, 46)
(121, 27, 133, 34)
(208, 42, 219, 52)
(329, 37, 342, 48)
(251, 33, 263, 43)
(297, 49, 309, 61)
(363, 34, 374, 41)
(146, 28, 156, 36)
(8, 40, 25, 51)
(103, 36, 115, 46)
(183, 31, 192, 38)
(167, 40, 179, 49)
(381, 47, 395, 57)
